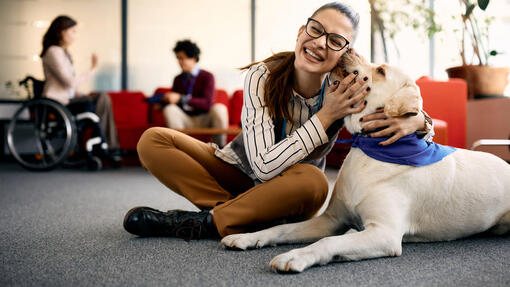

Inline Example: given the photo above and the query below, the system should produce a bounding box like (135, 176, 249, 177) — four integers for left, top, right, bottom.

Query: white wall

(127, 0, 251, 95)
(0, 0, 121, 99)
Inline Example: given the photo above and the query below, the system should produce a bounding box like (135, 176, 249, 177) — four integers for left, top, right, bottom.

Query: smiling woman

(123, 1, 434, 241)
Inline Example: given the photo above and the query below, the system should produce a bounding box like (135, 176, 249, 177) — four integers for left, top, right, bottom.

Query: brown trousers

(136, 127, 329, 237)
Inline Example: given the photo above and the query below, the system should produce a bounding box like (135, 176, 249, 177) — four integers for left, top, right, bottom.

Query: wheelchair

(6, 76, 108, 171)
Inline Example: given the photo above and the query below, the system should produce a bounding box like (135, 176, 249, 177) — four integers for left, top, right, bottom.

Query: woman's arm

(242, 64, 330, 182)
(44, 46, 95, 92)
(360, 108, 434, 145)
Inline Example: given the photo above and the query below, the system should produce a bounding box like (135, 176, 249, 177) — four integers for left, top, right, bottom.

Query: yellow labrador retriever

(221, 49, 510, 273)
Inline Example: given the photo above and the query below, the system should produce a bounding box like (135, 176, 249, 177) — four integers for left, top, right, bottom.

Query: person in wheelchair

(40, 15, 121, 165)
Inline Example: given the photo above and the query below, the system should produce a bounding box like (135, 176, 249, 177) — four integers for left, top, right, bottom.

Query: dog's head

(329, 49, 422, 134)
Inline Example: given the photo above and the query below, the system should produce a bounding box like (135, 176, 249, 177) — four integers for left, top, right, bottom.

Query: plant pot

(446, 65, 509, 99)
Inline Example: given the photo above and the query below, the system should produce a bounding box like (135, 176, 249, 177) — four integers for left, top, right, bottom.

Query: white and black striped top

(215, 63, 331, 182)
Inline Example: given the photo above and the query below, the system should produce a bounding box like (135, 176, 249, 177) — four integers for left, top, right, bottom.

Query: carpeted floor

(0, 163, 509, 287)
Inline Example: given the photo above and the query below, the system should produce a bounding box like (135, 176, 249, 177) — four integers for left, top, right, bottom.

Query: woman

(123, 2, 433, 240)
(40, 15, 120, 161)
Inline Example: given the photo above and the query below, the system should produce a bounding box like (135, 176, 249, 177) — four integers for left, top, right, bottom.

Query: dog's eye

(377, 67, 385, 76)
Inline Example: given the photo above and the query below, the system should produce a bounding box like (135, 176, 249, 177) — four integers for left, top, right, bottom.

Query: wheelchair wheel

(7, 98, 77, 171)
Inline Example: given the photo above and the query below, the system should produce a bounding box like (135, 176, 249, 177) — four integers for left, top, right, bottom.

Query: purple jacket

(172, 69, 215, 115)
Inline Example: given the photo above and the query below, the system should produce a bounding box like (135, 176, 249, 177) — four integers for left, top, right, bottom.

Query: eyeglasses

(305, 18, 350, 52)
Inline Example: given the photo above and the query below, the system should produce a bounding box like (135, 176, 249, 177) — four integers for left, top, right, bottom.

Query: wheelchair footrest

(86, 136, 108, 152)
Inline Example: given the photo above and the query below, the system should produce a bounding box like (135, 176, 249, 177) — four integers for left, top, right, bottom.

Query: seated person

(162, 40, 228, 147)
(40, 15, 121, 163)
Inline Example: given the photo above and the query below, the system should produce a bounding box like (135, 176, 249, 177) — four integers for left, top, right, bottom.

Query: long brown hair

(40, 15, 77, 58)
(241, 52, 296, 122)
(242, 2, 359, 123)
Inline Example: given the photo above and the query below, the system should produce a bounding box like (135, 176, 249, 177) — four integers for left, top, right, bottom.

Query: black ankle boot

(123, 207, 218, 240)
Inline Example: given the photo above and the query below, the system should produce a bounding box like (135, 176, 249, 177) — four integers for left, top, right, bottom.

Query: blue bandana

(338, 133, 456, 167)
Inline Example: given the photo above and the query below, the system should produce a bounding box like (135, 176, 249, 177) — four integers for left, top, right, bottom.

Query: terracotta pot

(446, 65, 509, 99)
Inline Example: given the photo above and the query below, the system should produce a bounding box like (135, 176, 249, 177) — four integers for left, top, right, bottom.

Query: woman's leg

(212, 164, 329, 237)
(67, 97, 104, 141)
(89, 92, 119, 149)
(67, 96, 95, 114)
(131, 127, 328, 239)
(136, 127, 253, 210)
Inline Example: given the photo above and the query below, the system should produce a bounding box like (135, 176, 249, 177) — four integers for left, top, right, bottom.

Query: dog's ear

(384, 83, 423, 117)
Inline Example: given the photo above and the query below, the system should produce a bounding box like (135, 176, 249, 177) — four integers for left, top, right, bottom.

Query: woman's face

(294, 8, 355, 75)
(61, 26, 78, 47)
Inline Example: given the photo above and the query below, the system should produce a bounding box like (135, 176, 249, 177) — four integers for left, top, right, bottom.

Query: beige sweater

(42, 46, 94, 105)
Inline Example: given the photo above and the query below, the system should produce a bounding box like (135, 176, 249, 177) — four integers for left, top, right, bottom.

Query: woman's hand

(91, 53, 98, 70)
(316, 72, 370, 130)
(360, 107, 426, 146)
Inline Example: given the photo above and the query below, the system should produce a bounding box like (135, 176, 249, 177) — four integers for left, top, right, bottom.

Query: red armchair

(416, 76, 467, 148)
(229, 90, 243, 128)
(108, 91, 148, 151)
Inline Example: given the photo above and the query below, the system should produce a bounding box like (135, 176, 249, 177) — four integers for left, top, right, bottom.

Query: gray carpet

(0, 163, 509, 287)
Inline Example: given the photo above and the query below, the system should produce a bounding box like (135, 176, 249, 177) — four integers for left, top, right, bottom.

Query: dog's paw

(269, 249, 315, 273)
(221, 233, 267, 250)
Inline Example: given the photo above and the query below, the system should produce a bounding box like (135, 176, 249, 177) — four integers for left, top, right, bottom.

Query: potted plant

(368, 0, 440, 63)
(445, 0, 509, 99)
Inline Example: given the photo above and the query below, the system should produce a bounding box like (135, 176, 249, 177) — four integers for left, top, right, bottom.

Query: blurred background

(0, 0, 508, 97)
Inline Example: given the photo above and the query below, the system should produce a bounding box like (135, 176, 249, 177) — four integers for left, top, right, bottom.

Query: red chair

(432, 119, 448, 146)
(230, 90, 244, 127)
(108, 91, 148, 151)
(149, 87, 171, 126)
(416, 76, 468, 148)
(213, 89, 229, 107)
(225, 90, 243, 142)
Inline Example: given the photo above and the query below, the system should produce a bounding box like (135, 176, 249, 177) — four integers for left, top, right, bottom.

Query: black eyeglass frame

(305, 18, 350, 52)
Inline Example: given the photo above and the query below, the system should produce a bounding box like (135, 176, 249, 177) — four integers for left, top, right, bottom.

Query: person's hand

(163, 92, 181, 105)
(360, 107, 426, 146)
(91, 53, 99, 70)
(152, 103, 162, 111)
(316, 72, 370, 130)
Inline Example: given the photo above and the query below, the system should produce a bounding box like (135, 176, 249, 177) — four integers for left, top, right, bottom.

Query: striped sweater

(215, 62, 341, 183)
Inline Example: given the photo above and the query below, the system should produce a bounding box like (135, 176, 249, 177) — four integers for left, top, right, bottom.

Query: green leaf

(489, 50, 498, 56)
(465, 4, 476, 17)
(478, 0, 490, 10)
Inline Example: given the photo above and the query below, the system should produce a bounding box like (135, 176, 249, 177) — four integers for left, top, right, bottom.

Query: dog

(221, 49, 510, 273)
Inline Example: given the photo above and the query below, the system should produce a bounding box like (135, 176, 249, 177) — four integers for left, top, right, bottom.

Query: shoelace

(171, 218, 203, 241)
